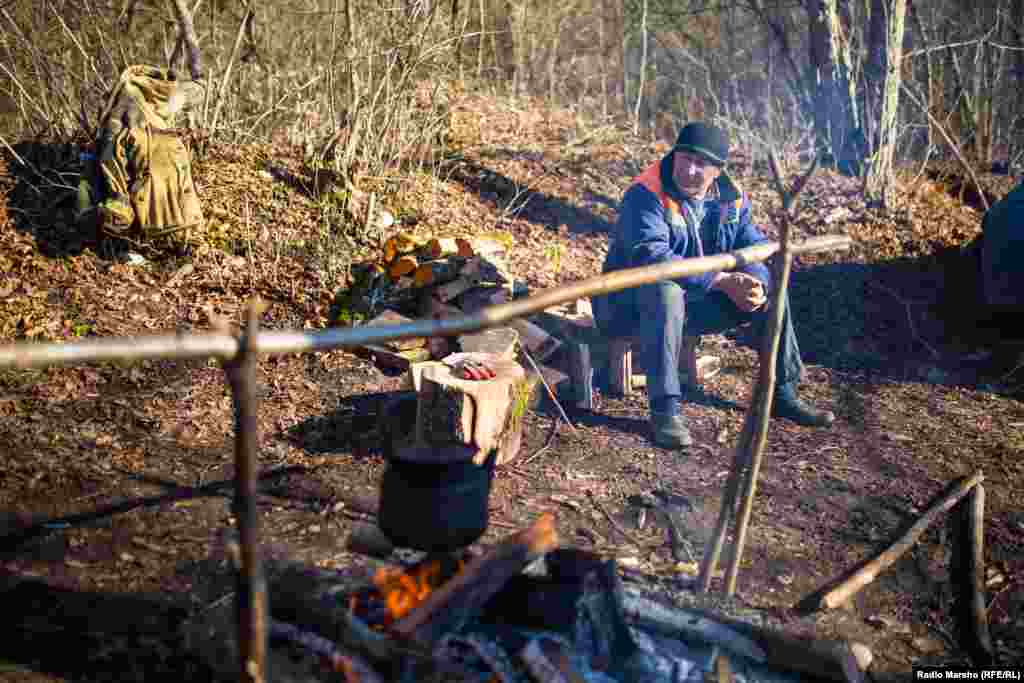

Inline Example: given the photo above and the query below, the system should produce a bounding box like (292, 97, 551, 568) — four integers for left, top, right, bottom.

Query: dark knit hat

(674, 122, 729, 167)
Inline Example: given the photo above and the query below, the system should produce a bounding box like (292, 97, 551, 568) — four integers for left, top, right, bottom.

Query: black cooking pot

(378, 449, 498, 553)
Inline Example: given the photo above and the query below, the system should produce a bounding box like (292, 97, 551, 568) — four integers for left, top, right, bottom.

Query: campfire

(192, 510, 872, 683)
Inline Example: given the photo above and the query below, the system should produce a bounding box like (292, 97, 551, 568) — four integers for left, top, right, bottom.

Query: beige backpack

(78, 65, 205, 246)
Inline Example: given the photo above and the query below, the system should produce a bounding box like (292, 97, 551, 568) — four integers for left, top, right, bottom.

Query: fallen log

(392, 513, 559, 647)
(811, 471, 984, 610)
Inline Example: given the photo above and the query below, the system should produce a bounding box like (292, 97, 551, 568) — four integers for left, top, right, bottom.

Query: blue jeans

(626, 281, 804, 403)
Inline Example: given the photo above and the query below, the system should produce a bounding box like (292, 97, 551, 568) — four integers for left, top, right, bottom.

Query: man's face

(672, 150, 721, 200)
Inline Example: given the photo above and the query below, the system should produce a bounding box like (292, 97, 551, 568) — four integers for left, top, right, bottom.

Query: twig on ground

(869, 281, 941, 360)
(0, 465, 304, 551)
(520, 346, 577, 435)
(520, 413, 559, 466)
(587, 490, 644, 550)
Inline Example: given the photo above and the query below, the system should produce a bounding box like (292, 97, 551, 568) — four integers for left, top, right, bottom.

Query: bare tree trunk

(632, 0, 648, 135)
(864, 0, 908, 207)
(908, 1, 939, 150)
(477, 0, 486, 78)
(599, 0, 609, 119)
(170, 0, 204, 80)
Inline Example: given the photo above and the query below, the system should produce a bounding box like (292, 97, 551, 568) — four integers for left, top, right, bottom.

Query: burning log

(392, 513, 560, 647)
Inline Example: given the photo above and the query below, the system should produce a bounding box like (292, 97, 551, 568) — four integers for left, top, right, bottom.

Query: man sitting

(594, 122, 835, 448)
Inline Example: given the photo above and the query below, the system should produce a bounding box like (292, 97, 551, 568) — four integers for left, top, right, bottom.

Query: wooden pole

(0, 235, 852, 371)
(224, 301, 268, 683)
(959, 483, 994, 664)
(699, 151, 819, 596)
(812, 471, 984, 610)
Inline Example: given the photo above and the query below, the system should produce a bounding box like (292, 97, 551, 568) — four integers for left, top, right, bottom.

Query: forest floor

(0, 93, 1022, 681)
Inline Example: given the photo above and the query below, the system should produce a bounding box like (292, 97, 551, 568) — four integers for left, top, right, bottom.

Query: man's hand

(713, 272, 767, 312)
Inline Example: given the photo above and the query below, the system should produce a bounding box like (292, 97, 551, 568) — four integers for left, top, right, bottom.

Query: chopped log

(476, 254, 513, 284)
(413, 256, 465, 287)
(362, 310, 426, 351)
(392, 513, 559, 646)
(567, 342, 594, 410)
(457, 327, 519, 360)
(534, 306, 601, 345)
(608, 337, 633, 396)
(382, 232, 420, 264)
(456, 285, 509, 312)
(362, 345, 431, 371)
(455, 236, 506, 259)
(403, 360, 447, 392)
(629, 356, 722, 389)
(422, 237, 460, 260)
(388, 254, 418, 279)
(415, 358, 526, 464)
(418, 295, 463, 319)
(346, 523, 394, 560)
(511, 318, 562, 362)
(812, 471, 984, 610)
(434, 274, 482, 302)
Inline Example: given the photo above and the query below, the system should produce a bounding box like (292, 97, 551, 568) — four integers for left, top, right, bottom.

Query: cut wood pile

(340, 232, 537, 369)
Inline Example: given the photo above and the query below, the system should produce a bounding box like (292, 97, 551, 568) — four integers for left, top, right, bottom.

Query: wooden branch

(520, 346, 577, 435)
(0, 466, 303, 551)
(900, 83, 989, 212)
(223, 301, 268, 683)
(210, 6, 253, 132)
(959, 483, 994, 664)
(170, 0, 204, 80)
(812, 471, 984, 610)
(392, 513, 559, 646)
(724, 156, 811, 596)
(698, 413, 755, 592)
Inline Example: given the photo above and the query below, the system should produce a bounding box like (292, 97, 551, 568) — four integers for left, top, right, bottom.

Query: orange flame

(369, 555, 465, 623)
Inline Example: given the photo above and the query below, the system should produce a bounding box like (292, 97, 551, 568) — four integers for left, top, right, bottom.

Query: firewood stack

(346, 231, 562, 371)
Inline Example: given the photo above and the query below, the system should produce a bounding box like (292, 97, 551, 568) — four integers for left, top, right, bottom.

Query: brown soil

(1, 95, 1022, 681)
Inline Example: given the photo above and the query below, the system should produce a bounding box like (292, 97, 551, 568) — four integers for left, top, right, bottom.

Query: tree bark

(864, 0, 908, 207)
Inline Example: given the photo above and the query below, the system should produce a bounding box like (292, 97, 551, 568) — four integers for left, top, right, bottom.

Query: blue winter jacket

(594, 154, 772, 331)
